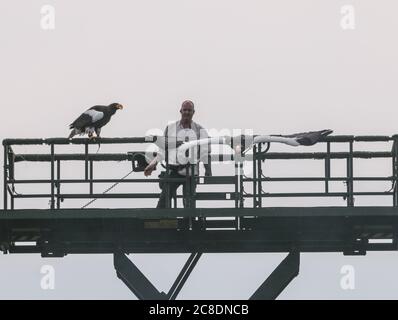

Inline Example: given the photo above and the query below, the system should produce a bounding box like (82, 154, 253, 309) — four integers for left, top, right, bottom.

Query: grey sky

(1, 0, 398, 299)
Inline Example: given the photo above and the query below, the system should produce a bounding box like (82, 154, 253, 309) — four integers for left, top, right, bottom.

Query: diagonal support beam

(250, 250, 300, 300)
(113, 252, 167, 300)
(167, 252, 202, 300)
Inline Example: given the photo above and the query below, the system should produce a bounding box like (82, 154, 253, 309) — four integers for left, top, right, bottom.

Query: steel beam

(167, 252, 202, 300)
(113, 252, 167, 300)
(250, 250, 300, 300)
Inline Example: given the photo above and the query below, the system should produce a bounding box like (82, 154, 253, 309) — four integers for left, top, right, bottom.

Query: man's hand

(144, 163, 156, 177)
(204, 163, 212, 177)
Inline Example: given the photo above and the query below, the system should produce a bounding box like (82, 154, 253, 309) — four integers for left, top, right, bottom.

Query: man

(144, 100, 212, 208)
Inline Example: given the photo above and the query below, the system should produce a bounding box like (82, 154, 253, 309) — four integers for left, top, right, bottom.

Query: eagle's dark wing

(278, 129, 333, 146)
(69, 113, 92, 130)
(69, 106, 105, 129)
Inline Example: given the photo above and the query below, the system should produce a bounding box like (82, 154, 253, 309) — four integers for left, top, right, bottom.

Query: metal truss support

(113, 251, 201, 300)
(250, 250, 300, 300)
(167, 252, 202, 300)
(114, 251, 167, 300)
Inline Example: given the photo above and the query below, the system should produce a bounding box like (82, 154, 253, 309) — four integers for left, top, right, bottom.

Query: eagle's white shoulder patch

(84, 109, 104, 123)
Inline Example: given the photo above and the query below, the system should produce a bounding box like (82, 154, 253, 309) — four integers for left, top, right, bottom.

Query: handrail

(3, 135, 398, 211)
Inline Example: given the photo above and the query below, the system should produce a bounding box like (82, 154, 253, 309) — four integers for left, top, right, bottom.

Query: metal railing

(3, 135, 398, 210)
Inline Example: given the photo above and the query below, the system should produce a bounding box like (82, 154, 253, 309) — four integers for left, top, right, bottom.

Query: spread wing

(278, 129, 333, 146)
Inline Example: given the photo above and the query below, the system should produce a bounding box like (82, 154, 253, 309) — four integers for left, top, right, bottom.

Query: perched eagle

(69, 103, 123, 139)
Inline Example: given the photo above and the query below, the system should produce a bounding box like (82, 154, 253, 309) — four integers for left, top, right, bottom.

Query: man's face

(180, 102, 195, 122)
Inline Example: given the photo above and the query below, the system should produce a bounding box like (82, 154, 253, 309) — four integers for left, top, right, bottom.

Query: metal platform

(1, 135, 398, 299)
(1, 207, 397, 255)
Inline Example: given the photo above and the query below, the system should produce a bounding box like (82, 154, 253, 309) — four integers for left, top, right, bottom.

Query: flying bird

(69, 103, 124, 140)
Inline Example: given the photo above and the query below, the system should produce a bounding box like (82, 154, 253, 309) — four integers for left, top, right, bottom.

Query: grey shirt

(164, 120, 210, 176)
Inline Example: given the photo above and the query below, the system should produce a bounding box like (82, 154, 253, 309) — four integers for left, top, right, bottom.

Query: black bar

(113, 252, 166, 300)
(50, 144, 55, 209)
(2, 206, 398, 218)
(239, 162, 244, 208)
(14, 153, 132, 162)
(243, 177, 395, 182)
(352, 135, 392, 142)
(12, 151, 394, 163)
(10, 188, 14, 210)
(3, 135, 395, 147)
(56, 160, 61, 209)
(168, 252, 202, 300)
(191, 164, 196, 209)
(8, 147, 15, 210)
(3, 145, 8, 210)
(253, 145, 257, 208)
(13, 193, 161, 199)
(10, 178, 186, 184)
(325, 142, 330, 193)
(3, 138, 45, 146)
(85, 144, 89, 180)
(234, 163, 239, 209)
(12, 191, 393, 200)
(257, 151, 391, 160)
(3, 137, 152, 146)
(393, 141, 398, 207)
(347, 141, 354, 207)
(250, 250, 300, 300)
(89, 160, 93, 195)
(165, 132, 170, 209)
(244, 192, 393, 198)
(257, 143, 262, 208)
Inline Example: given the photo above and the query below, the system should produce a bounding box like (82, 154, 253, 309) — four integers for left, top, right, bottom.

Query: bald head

(180, 100, 195, 124)
(181, 100, 194, 109)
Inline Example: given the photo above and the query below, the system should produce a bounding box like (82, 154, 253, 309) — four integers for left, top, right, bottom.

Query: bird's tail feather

(69, 129, 77, 139)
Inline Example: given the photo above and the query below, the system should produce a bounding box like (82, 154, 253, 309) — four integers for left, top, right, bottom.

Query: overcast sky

(1, 0, 398, 299)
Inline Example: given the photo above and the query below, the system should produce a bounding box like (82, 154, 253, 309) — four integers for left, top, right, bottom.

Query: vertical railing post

(8, 146, 15, 210)
(190, 164, 196, 209)
(325, 142, 331, 194)
(239, 162, 244, 208)
(392, 138, 398, 207)
(3, 144, 8, 210)
(89, 160, 94, 195)
(50, 143, 55, 209)
(165, 132, 170, 209)
(56, 160, 61, 209)
(346, 140, 354, 207)
(257, 143, 263, 208)
(84, 143, 89, 181)
(253, 145, 257, 208)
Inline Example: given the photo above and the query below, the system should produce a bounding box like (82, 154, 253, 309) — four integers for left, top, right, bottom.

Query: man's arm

(144, 156, 159, 177)
(144, 126, 168, 176)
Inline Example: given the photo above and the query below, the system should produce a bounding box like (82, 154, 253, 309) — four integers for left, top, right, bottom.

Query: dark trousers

(156, 170, 195, 208)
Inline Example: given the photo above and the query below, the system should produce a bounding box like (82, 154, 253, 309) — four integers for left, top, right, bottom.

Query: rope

(81, 168, 135, 209)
